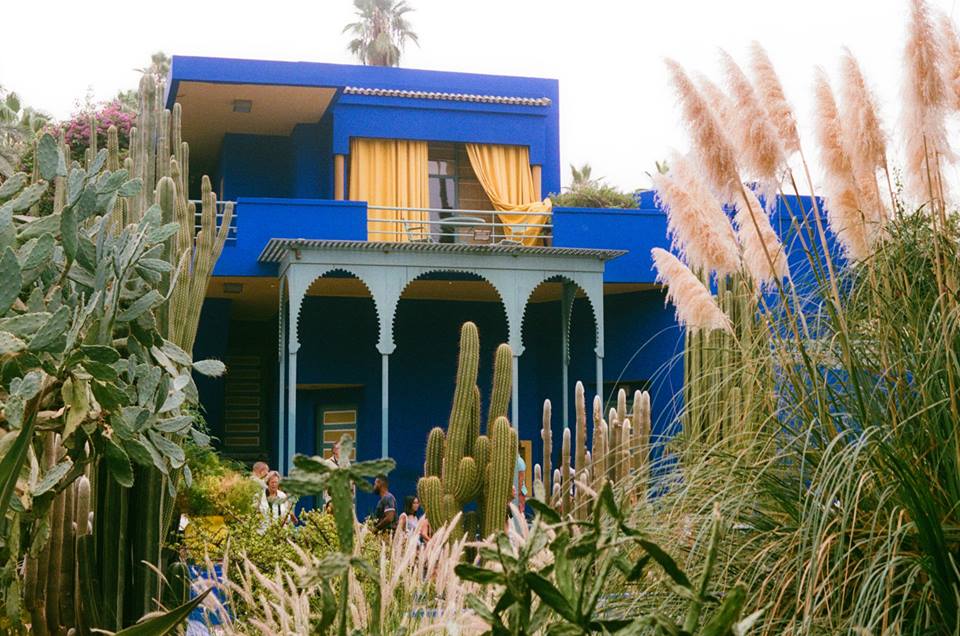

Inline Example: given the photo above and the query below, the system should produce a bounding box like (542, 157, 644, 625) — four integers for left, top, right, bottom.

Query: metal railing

(366, 205, 552, 245)
(189, 200, 237, 242)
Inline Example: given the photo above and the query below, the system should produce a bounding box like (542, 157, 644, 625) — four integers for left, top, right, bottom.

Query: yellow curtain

(348, 138, 429, 242)
(465, 144, 552, 246)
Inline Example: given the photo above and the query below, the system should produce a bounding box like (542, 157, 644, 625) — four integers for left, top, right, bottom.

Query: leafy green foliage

(549, 163, 639, 209)
(459, 484, 759, 635)
(0, 134, 221, 632)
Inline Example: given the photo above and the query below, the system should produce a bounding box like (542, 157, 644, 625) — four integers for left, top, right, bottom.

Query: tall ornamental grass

(621, 0, 960, 633)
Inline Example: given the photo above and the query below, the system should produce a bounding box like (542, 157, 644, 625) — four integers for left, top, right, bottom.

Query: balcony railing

(366, 205, 552, 244)
(189, 200, 238, 242)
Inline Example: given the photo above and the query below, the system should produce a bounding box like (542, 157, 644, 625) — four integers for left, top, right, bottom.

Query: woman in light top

(259, 471, 297, 526)
(398, 495, 431, 543)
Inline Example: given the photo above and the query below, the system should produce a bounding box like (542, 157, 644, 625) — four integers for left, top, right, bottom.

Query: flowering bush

(57, 101, 134, 161)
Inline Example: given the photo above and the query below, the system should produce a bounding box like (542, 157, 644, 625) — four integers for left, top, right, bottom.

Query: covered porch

(260, 239, 623, 474)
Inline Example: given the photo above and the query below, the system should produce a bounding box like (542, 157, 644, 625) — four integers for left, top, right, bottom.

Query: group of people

(247, 442, 530, 542)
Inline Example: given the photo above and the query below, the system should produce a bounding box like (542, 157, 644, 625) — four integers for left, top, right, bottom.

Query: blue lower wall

(195, 287, 683, 515)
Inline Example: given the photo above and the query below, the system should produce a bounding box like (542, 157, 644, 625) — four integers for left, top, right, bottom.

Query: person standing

(372, 474, 397, 534)
(513, 453, 527, 513)
(260, 471, 297, 528)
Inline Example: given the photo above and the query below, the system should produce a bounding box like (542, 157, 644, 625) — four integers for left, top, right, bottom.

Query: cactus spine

(417, 322, 520, 539)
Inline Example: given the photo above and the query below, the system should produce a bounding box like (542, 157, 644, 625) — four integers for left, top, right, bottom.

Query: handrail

(189, 199, 237, 242)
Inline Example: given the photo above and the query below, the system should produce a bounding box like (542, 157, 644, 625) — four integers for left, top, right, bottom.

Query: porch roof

(258, 239, 626, 264)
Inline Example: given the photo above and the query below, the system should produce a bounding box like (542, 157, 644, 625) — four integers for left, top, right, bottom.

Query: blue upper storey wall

(167, 56, 561, 197)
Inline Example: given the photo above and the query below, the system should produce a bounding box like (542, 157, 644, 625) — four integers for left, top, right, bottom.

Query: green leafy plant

(283, 436, 396, 636)
(549, 163, 639, 209)
(458, 484, 760, 635)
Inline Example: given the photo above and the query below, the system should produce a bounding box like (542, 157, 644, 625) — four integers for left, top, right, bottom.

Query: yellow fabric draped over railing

(465, 143, 552, 246)
(348, 138, 430, 242)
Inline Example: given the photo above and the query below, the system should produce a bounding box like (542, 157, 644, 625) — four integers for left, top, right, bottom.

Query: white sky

(2, 0, 957, 191)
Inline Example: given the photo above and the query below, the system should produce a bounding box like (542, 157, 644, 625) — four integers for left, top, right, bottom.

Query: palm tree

(343, 0, 419, 67)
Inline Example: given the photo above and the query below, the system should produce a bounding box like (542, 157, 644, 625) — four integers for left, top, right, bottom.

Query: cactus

(560, 427, 572, 515)
(417, 322, 520, 540)
(425, 427, 445, 477)
(487, 344, 512, 428)
(483, 417, 518, 538)
(541, 398, 552, 499)
(417, 476, 444, 533)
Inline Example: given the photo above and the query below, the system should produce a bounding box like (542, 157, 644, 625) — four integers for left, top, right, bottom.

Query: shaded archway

(520, 275, 599, 432)
(279, 268, 381, 471)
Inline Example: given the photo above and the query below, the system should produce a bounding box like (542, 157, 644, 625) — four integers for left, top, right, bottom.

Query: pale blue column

(595, 353, 604, 409)
(277, 295, 286, 473)
(560, 282, 575, 428)
(381, 353, 390, 458)
(286, 345, 298, 474)
(511, 353, 520, 427)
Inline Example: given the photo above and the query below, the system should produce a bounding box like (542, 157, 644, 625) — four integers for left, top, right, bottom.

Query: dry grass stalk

(734, 188, 789, 287)
(652, 247, 733, 333)
(653, 153, 741, 277)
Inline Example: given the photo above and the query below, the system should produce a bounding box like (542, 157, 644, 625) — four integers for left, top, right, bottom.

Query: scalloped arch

(290, 267, 384, 347)
(519, 274, 599, 353)
(388, 267, 511, 343)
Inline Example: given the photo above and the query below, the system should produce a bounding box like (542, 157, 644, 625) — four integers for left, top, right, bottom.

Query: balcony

(207, 197, 668, 282)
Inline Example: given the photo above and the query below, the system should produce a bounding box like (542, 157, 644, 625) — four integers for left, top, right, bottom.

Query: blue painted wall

(213, 198, 366, 277)
(192, 298, 231, 438)
(218, 134, 293, 201)
(168, 55, 561, 204)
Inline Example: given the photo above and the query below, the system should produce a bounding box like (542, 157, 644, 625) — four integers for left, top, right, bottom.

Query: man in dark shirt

(373, 474, 397, 533)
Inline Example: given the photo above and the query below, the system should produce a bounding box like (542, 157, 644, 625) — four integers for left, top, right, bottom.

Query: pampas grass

(654, 153, 741, 277)
(665, 58, 742, 202)
(651, 247, 733, 333)
(902, 0, 952, 205)
(749, 41, 801, 156)
(720, 49, 786, 192)
(839, 48, 890, 224)
(734, 188, 789, 287)
(813, 68, 871, 261)
(940, 12, 960, 110)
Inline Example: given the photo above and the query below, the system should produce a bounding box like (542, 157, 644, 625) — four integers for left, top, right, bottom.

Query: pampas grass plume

(734, 188, 790, 287)
(652, 247, 733, 333)
(653, 153, 740, 277)
(749, 41, 801, 156)
(902, 0, 952, 203)
(720, 49, 786, 189)
(665, 58, 742, 202)
(939, 12, 960, 110)
(813, 69, 870, 261)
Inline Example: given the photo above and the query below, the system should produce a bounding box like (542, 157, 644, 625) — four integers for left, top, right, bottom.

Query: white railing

(189, 200, 237, 242)
(366, 205, 552, 245)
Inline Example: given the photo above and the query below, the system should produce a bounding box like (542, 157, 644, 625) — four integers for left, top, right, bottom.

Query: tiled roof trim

(342, 86, 551, 107)
(259, 239, 623, 263)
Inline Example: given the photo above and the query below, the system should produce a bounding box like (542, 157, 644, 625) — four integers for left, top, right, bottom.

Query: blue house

(169, 55, 685, 507)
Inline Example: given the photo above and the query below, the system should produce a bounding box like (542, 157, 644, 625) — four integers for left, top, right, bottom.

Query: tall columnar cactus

(425, 427, 444, 477)
(535, 383, 654, 518)
(417, 322, 520, 539)
(540, 399, 552, 500)
(483, 416, 518, 538)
